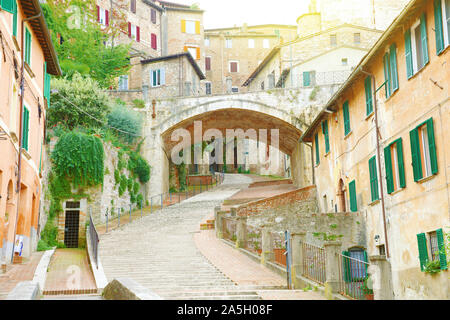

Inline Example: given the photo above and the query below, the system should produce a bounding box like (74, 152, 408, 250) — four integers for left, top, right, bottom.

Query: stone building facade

(301, 0, 449, 299)
(204, 24, 297, 95)
(0, 0, 61, 262)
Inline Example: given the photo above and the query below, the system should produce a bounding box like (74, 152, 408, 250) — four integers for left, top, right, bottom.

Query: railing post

(129, 204, 132, 223)
(323, 241, 342, 299)
(118, 207, 121, 227)
(235, 216, 247, 249)
(140, 200, 143, 218)
(261, 226, 274, 265)
(369, 255, 394, 300)
(290, 231, 306, 289)
(105, 208, 109, 234)
(214, 207, 226, 239)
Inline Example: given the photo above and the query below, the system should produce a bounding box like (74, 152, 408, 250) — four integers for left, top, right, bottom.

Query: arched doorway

(338, 179, 346, 212)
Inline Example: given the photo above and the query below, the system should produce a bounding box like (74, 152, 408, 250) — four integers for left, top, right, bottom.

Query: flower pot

(365, 293, 374, 300)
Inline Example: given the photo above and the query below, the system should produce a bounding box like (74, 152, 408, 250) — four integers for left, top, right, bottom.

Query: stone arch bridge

(138, 85, 340, 201)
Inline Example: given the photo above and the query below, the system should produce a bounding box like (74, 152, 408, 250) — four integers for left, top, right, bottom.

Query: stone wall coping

(32, 248, 55, 290)
(323, 241, 342, 247)
(6, 281, 40, 300)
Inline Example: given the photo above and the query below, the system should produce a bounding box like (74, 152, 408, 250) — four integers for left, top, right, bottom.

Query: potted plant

(423, 259, 441, 275)
(361, 276, 374, 300)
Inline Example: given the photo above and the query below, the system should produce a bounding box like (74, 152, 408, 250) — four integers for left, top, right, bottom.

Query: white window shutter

(160, 68, 165, 85)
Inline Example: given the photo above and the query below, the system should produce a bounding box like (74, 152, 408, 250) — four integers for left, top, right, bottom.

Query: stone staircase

(99, 176, 280, 300)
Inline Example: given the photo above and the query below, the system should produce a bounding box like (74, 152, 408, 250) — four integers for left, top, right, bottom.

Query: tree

(47, 73, 112, 130)
(107, 104, 142, 144)
(42, 0, 131, 88)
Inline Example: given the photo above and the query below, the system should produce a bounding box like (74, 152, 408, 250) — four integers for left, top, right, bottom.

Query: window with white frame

(118, 75, 128, 91)
(263, 39, 269, 48)
(248, 39, 255, 48)
(437, 0, 450, 49)
(205, 37, 210, 47)
(225, 38, 232, 48)
(445, 0, 450, 45)
(99, 7, 107, 26)
(187, 47, 197, 59)
(205, 82, 212, 95)
(130, 24, 137, 40)
(150, 68, 165, 87)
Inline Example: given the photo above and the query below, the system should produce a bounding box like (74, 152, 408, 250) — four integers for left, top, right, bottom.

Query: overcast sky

(171, 0, 311, 29)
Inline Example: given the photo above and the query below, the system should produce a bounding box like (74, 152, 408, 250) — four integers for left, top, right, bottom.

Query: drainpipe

(361, 69, 390, 259)
(11, 11, 42, 263)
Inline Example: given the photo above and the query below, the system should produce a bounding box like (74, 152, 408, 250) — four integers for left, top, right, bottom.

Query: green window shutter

(364, 76, 373, 115)
(12, 0, 17, 37)
(314, 133, 320, 165)
(25, 28, 31, 65)
(384, 145, 394, 194)
(434, 0, 445, 54)
(22, 107, 29, 151)
(436, 228, 448, 270)
(426, 118, 438, 175)
(404, 30, 414, 79)
(369, 156, 379, 202)
(322, 120, 329, 154)
(389, 44, 399, 92)
(1, 0, 15, 13)
(396, 138, 406, 188)
(409, 128, 423, 181)
(349, 180, 357, 212)
(303, 71, 311, 87)
(420, 13, 429, 65)
(417, 233, 429, 271)
(343, 101, 350, 135)
(383, 53, 391, 98)
(342, 251, 352, 282)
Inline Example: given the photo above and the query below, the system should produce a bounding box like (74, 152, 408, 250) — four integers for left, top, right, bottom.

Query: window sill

(416, 174, 437, 184)
(12, 35, 20, 52)
(437, 44, 450, 56)
(344, 131, 352, 140)
(365, 112, 374, 121)
(389, 187, 405, 196)
(22, 148, 31, 160)
(24, 62, 35, 78)
(368, 199, 380, 206)
(407, 61, 430, 81)
(384, 88, 399, 103)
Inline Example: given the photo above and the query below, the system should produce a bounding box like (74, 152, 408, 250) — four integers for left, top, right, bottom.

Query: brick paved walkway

(0, 252, 43, 300)
(43, 248, 97, 295)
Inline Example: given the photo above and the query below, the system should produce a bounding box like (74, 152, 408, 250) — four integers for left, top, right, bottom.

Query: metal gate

(64, 210, 79, 248)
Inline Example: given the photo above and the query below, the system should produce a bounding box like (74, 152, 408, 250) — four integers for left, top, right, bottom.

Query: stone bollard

(290, 231, 306, 289)
(369, 255, 394, 300)
(323, 241, 342, 299)
(214, 207, 225, 239)
(235, 216, 247, 249)
(260, 227, 274, 265)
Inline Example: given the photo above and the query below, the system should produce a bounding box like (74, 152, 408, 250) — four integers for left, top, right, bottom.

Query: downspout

(361, 68, 390, 259)
(11, 11, 42, 263)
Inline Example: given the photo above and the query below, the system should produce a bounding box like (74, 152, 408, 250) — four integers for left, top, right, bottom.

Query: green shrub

(128, 152, 151, 183)
(127, 177, 133, 192)
(107, 105, 142, 143)
(132, 99, 145, 109)
(114, 169, 120, 185)
(133, 181, 140, 194)
(37, 240, 52, 251)
(136, 194, 144, 206)
(119, 174, 127, 196)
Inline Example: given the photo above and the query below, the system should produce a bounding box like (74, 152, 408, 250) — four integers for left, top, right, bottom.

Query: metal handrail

(89, 212, 99, 269)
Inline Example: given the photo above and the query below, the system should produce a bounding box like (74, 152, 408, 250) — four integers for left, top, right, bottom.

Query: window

(260, 81, 265, 90)
(229, 61, 239, 73)
(383, 44, 399, 98)
(97, 6, 109, 26)
(364, 76, 373, 116)
(341, 58, 348, 66)
(151, 9, 157, 24)
(1, 0, 15, 13)
(417, 228, 447, 271)
(354, 33, 361, 44)
(369, 156, 379, 202)
(205, 56, 211, 71)
(384, 138, 406, 194)
(377, 244, 386, 256)
(182, 20, 200, 34)
(248, 39, 255, 48)
(22, 106, 30, 151)
(205, 37, 210, 47)
(185, 46, 200, 60)
(343, 100, 351, 136)
(314, 133, 319, 165)
(434, 0, 450, 54)
(118, 75, 128, 91)
(322, 120, 330, 154)
(150, 68, 165, 87)
(231, 87, 239, 93)
(349, 180, 357, 212)
(330, 34, 337, 46)
(24, 27, 31, 66)
(128, 23, 140, 42)
(151, 33, 157, 50)
(268, 72, 275, 89)
(303, 71, 311, 87)
(130, 0, 136, 13)
(405, 14, 429, 78)
(263, 39, 269, 48)
(225, 38, 232, 48)
(205, 82, 211, 95)
(409, 118, 438, 181)
(12, 0, 17, 37)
